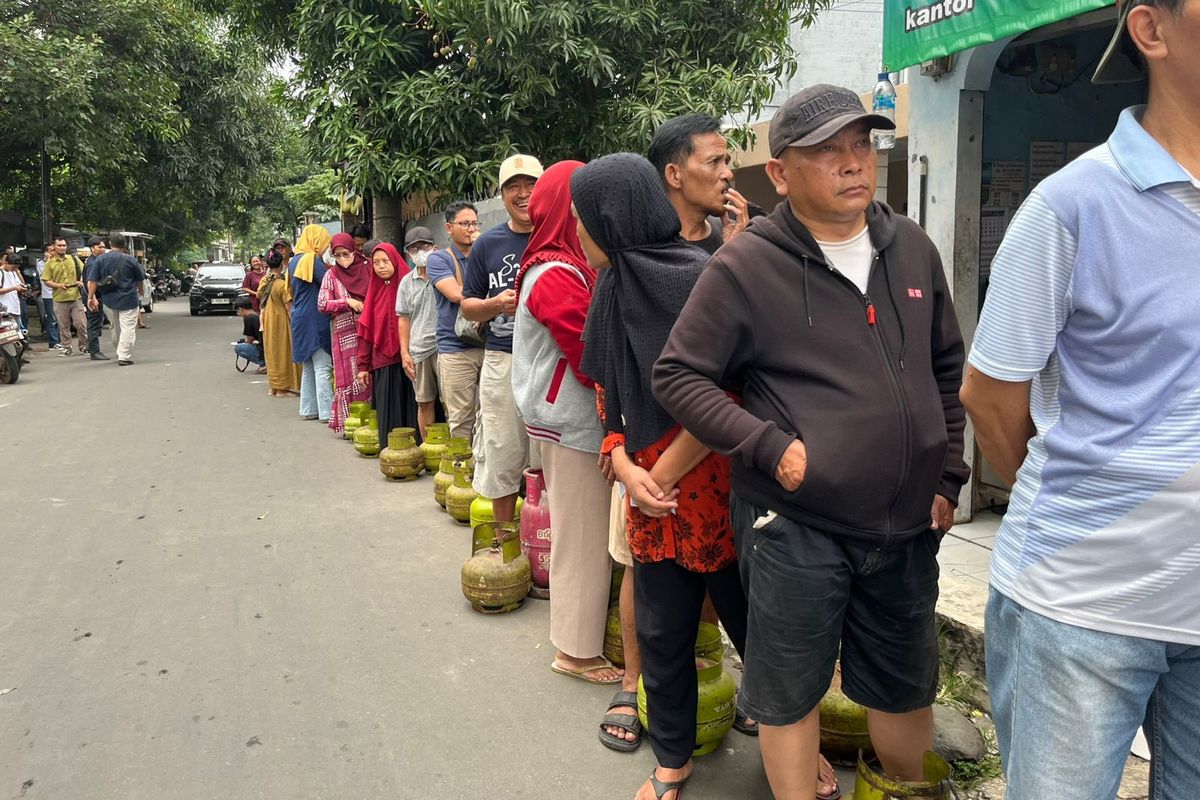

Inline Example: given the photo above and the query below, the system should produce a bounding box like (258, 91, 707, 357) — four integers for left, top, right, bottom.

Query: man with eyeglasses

(459, 155, 544, 525)
(426, 202, 484, 440)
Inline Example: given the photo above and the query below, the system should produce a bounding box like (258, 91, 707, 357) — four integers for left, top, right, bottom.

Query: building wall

(758, 2, 885, 123)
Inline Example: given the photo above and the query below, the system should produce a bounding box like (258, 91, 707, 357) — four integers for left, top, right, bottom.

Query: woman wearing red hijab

(512, 161, 619, 687)
(356, 243, 418, 441)
(319, 232, 374, 434)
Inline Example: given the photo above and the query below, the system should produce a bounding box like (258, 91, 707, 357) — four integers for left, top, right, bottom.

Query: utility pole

(39, 141, 52, 245)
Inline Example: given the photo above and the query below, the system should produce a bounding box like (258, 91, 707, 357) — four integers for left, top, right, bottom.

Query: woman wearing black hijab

(576, 153, 839, 800)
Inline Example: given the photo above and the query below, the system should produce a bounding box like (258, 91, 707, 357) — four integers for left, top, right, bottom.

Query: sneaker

(117, 360, 133, 366)
(58, 347, 72, 357)
(50, 343, 64, 351)
(91, 353, 111, 361)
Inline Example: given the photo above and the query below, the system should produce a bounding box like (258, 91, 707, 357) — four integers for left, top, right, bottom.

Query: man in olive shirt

(41, 237, 89, 355)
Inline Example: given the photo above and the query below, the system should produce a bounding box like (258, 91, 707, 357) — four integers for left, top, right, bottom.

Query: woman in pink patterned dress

(318, 232, 373, 433)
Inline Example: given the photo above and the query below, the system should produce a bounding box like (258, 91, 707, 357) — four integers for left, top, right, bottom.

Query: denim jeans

(299, 346, 333, 420)
(234, 342, 264, 367)
(39, 297, 59, 345)
(986, 589, 1200, 800)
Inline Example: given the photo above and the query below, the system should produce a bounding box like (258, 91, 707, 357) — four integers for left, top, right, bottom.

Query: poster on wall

(883, 0, 1113, 72)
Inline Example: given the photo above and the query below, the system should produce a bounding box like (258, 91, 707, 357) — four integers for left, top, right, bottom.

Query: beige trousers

(106, 307, 138, 361)
(472, 350, 529, 498)
(541, 442, 614, 658)
(54, 299, 87, 351)
(436, 348, 483, 440)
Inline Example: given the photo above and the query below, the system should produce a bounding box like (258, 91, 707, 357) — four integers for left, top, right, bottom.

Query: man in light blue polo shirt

(961, 2, 1200, 797)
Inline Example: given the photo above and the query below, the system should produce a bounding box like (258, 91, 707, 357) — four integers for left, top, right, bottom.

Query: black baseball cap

(769, 84, 895, 158)
(404, 227, 435, 248)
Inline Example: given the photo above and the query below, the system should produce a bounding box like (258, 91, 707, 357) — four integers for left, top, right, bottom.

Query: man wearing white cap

(461, 154, 544, 523)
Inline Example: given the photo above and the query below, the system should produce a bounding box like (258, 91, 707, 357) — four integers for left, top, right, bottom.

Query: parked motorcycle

(0, 312, 25, 384)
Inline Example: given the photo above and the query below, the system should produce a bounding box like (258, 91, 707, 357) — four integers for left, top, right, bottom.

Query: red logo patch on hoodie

(907, 288, 924, 299)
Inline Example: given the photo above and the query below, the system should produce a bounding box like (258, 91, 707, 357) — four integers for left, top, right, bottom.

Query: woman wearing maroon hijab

(356, 243, 418, 441)
(512, 161, 620, 690)
(319, 232, 374, 434)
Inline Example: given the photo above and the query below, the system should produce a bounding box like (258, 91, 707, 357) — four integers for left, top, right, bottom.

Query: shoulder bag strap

(447, 248, 463, 286)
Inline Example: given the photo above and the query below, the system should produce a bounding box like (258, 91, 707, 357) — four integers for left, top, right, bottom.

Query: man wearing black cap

(962, 3, 1200, 797)
(396, 226, 441, 438)
(654, 84, 969, 798)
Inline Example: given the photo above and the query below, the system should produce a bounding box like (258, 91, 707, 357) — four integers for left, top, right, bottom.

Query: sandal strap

(607, 690, 639, 711)
(650, 773, 688, 799)
(600, 713, 641, 733)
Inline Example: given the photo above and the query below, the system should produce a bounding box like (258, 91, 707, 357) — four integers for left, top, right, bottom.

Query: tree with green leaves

(232, 0, 831, 201)
(0, 0, 293, 259)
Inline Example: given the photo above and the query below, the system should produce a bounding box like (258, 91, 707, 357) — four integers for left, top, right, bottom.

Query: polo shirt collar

(1109, 105, 1193, 192)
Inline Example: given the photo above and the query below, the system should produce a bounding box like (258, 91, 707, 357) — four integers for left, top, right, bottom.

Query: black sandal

(733, 706, 759, 736)
(598, 690, 642, 752)
(649, 769, 690, 799)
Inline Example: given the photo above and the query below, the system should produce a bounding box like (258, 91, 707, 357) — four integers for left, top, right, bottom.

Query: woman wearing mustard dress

(258, 250, 301, 397)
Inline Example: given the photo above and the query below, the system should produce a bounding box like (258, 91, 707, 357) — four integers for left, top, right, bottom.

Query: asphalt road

(0, 301, 790, 800)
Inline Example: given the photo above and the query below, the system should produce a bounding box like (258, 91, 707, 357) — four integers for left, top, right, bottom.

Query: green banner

(883, 0, 1113, 72)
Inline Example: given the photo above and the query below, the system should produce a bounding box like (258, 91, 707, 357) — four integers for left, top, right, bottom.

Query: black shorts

(730, 493, 942, 726)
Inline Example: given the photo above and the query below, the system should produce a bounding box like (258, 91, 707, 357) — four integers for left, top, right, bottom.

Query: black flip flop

(733, 707, 759, 736)
(649, 769, 689, 799)
(598, 690, 642, 753)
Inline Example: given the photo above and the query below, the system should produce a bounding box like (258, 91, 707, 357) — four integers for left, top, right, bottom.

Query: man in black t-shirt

(233, 297, 265, 372)
(648, 114, 763, 256)
(460, 154, 544, 525)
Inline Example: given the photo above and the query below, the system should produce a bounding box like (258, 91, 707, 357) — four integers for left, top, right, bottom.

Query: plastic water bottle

(871, 72, 896, 151)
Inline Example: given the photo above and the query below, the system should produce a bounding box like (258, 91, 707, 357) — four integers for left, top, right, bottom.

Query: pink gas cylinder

(520, 468, 552, 599)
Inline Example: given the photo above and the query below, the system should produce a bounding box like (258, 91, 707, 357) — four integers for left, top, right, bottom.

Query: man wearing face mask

(396, 226, 441, 439)
(460, 154, 544, 524)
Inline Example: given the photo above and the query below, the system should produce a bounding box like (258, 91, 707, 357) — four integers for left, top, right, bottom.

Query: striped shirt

(970, 106, 1200, 646)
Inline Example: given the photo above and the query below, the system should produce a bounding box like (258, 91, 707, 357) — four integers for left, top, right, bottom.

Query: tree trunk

(372, 195, 405, 249)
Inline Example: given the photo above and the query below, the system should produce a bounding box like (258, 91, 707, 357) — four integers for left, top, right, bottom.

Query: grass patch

(951, 753, 1002, 789)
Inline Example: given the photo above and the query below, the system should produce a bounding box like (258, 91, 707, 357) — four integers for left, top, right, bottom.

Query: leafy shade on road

(0, 0, 289, 258)
(227, 0, 833, 198)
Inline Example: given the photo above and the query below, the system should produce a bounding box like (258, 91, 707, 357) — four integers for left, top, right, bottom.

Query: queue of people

(231, 41, 1200, 797)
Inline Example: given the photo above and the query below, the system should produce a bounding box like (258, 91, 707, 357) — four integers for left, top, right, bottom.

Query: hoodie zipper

(822, 257, 912, 540)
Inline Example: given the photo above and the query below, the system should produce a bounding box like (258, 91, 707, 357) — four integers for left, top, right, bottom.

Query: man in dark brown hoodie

(653, 84, 970, 799)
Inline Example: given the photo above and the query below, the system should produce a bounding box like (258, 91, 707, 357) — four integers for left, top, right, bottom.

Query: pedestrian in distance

(41, 237, 89, 356)
(258, 249, 301, 398)
(87, 232, 145, 366)
(512, 160, 620, 687)
(34, 246, 60, 349)
(348, 223, 372, 257)
(0, 254, 25, 323)
(461, 154, 544, 525)
(241, 255, 266, 312)
(653, 83, 970, 800)
(427, 202, 484, 441)
(82, 237, 110, 360)
(289, 224, 335, 421)
(961, 2, 1200, 798)
(319, 232, 373, 434)
(233, 296, 266, 373)
(396, 227, 441, 440)
(355, 242, 418, 442)
(272, 238, 294, 263)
